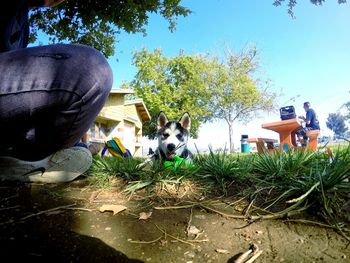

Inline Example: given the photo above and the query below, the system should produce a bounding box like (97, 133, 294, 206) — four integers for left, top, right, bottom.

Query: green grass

(89, 145, 350, 238)
(91, 155, 145, 180)
(193, 147, 254, 193)
(89, 155, 146, 187)
(90, 155, 198, 193)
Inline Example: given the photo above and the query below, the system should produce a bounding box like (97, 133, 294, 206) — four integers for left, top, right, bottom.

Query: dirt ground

(0, 177, 349, 263)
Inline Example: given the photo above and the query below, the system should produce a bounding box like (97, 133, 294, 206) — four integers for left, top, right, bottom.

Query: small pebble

(184, 251, 195, 258)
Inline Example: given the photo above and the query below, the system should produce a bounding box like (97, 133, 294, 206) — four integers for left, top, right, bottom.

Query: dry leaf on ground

(139, 211, 152, 220)
(187, 225, 201, 236)
(99, 204, 127, 215)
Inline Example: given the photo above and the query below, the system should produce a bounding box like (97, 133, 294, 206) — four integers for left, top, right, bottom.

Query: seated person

(296, 102, 320, 146)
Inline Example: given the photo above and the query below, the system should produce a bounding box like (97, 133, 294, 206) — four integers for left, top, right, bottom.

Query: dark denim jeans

(0, 44, 112, 161)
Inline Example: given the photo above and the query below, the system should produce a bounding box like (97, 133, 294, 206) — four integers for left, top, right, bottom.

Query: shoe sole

(0, 147, 92, 183)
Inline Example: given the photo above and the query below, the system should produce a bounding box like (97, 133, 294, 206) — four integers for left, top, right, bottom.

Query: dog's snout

(167, 143, 176, 152)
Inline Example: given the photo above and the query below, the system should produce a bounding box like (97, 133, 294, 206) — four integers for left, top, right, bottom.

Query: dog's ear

(157, 112, 168, 129)
(179, 112, 191, 130)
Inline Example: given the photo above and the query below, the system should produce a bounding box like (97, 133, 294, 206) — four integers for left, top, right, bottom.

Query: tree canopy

(326, 112, 348, 138)
(204, 47, 276, 152)
(29, 0, 191, 57)
(273, 0, 347, 17)
(129, 49, 213, 139)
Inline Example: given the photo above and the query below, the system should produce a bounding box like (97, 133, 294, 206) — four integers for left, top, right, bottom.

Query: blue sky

(104, 0, 350, 150)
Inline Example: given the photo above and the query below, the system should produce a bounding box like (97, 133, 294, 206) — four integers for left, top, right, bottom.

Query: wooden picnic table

(262, 118, 302, 152)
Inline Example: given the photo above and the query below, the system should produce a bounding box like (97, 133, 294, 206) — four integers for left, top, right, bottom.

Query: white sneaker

(0, 146, 92, 183)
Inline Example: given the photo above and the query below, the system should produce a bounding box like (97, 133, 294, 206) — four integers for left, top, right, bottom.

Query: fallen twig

(186, 207, 194, 235)
(244, 198, 256, 217)
(1, 194, 19, 202)
(155, 224, 195, 246)
(0, 205, 20, 211)
(20, 203, 76, 220)
(92, 199, 118, 203)
(64, 207, 94, 212)
(154, 201, 307, 221)
(223, 195, 249, 209)
(199, 204, 251, 219)
(263, 189, 294, 210)
(286, 182, 320, 204)
(128, 236, 162, 244)
(154, 204, 196, 210)
(185, 238, 209, 243)
(233, 218, 262, 230)
(0, 203, 77, 226)
(154, 224, 209, 246)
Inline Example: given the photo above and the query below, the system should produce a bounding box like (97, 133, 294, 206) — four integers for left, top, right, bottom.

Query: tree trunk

(228, 122, 234, 153)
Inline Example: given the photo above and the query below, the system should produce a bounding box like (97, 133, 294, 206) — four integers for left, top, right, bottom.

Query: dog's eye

(163, 133, 169, 139)
(176, 134, 183, 140)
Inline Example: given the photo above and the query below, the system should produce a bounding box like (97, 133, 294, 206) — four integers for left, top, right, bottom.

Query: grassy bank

(89, 145, 350, 240)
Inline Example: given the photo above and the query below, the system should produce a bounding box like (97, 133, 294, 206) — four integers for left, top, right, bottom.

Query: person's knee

(65, 44, 113, 102)
(75, 45, 112, 89)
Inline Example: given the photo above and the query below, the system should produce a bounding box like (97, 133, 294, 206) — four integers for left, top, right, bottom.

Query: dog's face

(156, 112, 191, 160)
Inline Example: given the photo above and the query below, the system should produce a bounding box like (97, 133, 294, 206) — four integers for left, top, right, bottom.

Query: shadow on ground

(0, 181, 142, 262)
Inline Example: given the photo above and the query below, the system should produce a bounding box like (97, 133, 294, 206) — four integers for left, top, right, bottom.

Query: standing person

(0, 0, 113, 182)
(296, 102, 320, 146)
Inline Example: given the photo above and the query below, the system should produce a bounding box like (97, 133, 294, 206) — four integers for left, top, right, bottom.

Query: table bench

(262, 118, 301, 152)
(306, 130, 320, 151)
(247, 138, 278, 153)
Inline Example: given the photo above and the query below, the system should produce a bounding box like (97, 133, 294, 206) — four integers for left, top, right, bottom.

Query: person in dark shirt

(0, 0, 112, 182)
(296, 102, 320, 146)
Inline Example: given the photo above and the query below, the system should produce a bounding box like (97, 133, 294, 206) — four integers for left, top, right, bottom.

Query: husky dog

(154, 112, 192, 161)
